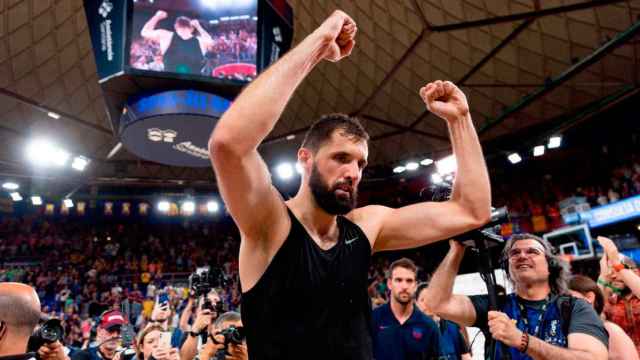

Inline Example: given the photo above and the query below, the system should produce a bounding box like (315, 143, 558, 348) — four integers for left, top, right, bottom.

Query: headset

(501, 237, 563, 285)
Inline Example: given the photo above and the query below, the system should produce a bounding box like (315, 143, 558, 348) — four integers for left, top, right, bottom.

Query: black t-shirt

(469, 294, 608, 352)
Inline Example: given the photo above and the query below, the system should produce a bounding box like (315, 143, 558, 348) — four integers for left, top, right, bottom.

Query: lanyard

(517, 297, 549, 337)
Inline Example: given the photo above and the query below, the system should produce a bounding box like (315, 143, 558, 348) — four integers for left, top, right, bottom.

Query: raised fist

(420, 80, 470, 123)
(156, 10, 168, 20)
(314, 10, 357, 62)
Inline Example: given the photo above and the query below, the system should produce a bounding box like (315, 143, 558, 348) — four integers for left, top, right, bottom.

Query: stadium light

(207, 201, 220, 213)
(63, 198, 74, 208)
(436, 155, 457, 175)
(393, 166, 406, 174)
(405, 162, 419, 171)
(9, 192, 22, 202)
(47, 112, 60, 119)
(182, 201, 195, 214)
(72, 156, 90, 171)
(533, 145, 545, 157)
(276, 163, 294, 180)
(2, 182, 19, 190)
(431, 173, 443, 184)
(31, 196, 43, 206)
(508, 153, 522, 164)
(295, 163, 303, 175)
(420, 158, 433, 166)
(158, 200, 170, 212)
(548, 136, 562, 149)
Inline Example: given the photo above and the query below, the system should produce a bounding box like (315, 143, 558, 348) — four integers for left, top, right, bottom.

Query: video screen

(128, 0, 258, 82)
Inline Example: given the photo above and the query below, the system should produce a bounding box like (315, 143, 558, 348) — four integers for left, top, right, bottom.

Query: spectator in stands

(71, 310, 126, 360)
(135, 325, 179, 360)
(180, 291, 221, 360)
(197, 312, 246, 360)
(416, 283, 471, 360)
(597, 236, 640, 353)
(0, 283, 41, 360)
(568, 275, 638, 360)
(425, 237, 608, 360)
(371, 258, 440, 360)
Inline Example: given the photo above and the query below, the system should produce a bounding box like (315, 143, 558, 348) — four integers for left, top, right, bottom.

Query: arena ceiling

(0, 0, 639, 194)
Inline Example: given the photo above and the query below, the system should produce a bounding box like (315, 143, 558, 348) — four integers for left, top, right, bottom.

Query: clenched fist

(488, 311, 523, 348)
(420, 80, 470, 123)
(313, 10, 357, 62)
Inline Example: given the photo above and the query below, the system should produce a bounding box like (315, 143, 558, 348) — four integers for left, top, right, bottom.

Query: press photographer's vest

(493, 294, 570, 360)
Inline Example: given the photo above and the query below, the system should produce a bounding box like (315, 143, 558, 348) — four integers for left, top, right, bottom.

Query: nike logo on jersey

(345, 237, 358, 245)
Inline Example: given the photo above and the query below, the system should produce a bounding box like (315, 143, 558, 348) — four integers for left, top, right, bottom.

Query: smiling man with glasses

(423, 235, 610, 360)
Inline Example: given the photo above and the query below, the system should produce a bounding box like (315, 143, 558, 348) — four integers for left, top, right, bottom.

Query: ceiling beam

(430, 0, 629, 32)
(479, 18, 640, 135)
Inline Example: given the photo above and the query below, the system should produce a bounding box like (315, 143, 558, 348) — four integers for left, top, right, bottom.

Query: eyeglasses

(508, 247, 544, 259)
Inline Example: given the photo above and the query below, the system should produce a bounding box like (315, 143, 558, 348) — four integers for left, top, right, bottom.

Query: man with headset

(423, 236, 608, 359)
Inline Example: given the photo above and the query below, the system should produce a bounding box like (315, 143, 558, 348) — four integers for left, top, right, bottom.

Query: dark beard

(393, 292, 412, 305)
(309, 163, 357, 215)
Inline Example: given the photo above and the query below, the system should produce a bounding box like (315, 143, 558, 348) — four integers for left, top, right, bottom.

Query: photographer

(197, 313, 246, 360)
(134, 325, 180, 360)
(148, 294, 183, 348)
(424, 236, 608, 360)
(179, 291, 221, 360)
(0, 283, 41, 360)
(71, 310, 126, 360)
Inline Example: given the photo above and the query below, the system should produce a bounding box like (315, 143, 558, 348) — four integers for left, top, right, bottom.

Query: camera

(213, 326, 245, 360)
(28, 319, 65, 355)
(189, 267, 225, 298)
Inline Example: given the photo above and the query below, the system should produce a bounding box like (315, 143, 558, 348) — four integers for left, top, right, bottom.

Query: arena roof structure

(0, 0, 639, 194)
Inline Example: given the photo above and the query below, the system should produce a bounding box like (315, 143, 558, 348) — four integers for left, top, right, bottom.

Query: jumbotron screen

(128, 0, 258, 82)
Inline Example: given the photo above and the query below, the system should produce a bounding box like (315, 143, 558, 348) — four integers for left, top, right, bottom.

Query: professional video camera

(189, 266, 226, 313)
(28, 319, 64, 357)
(213, 326, 245, 360)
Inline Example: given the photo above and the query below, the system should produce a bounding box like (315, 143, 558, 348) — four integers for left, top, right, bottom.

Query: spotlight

(207, 201, 220, 213)
(158, 201, 170, 212)
(9, 192, 22, 201)
(47, 112, 60, 119)
(63, 198, 74, 208)
(393, 166, 406, 174)
(405, 162, 419, 171)
(508, 153, 522, 164)
(72, 156, 90, 171)
(548, 136, 562, 149)
(52, 149, 70, 167)
(533, 145, 545, 157)
(431, 173, 443, 184)
(182, 201, 195, 214)
(436, 155, 457, 175)
(26, 139, 55, 165)
(276, 163, 294, 180)
(2, 182, 19, 190)
(31, 196, 43, 205)
(295, 163, 303, 175)
(420, 158, 433, 166)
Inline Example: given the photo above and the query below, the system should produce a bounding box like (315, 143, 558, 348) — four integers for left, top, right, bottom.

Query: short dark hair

(389, 258, 418, 279)
(568, 275, 604, 315)
(175, 16, 193, 29)
(301, 114, 369, 152)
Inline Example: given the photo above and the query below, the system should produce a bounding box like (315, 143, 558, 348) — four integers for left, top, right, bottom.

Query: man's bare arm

(525, 333, 607, 360)
(209, 10, 357, 241)
(423, 240, 477, 327)
(372, 81, 491, 252)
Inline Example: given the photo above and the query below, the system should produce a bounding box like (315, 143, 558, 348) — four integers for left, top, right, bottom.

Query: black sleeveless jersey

(241, 207, 373, 360)
(164, 35, 201, 74)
